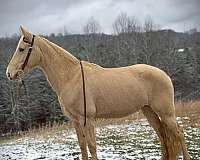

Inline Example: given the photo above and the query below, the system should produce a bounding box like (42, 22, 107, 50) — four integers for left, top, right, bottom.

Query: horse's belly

(96, 102, 143, 118)
(95, 87, 148, 118)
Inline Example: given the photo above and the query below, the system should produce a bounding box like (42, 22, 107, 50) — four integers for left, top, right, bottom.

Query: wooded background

(0, 13, 200, 134)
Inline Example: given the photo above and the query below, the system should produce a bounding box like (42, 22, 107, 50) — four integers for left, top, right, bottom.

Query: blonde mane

(41, 37, 78, 64)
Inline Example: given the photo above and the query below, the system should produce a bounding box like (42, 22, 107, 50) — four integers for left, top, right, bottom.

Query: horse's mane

(40, 36, 103, 70)
(41, 37, 78, 64)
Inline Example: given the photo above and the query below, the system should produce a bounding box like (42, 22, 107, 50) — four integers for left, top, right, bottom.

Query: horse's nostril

(7, 72, 11, 78)
(6, 72, 12, 80)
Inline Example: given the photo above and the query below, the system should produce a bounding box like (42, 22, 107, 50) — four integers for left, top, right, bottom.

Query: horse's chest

(58, 89, 83, 119)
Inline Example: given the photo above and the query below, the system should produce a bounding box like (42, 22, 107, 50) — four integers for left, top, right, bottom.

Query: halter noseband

(21, 35, 35, 70)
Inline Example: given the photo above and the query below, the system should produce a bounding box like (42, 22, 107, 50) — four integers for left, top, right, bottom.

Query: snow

(0, 118, 200, 160)
(178, 48, 184, 52)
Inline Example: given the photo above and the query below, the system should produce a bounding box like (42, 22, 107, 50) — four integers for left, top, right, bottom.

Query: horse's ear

(20, 26, 33, 43)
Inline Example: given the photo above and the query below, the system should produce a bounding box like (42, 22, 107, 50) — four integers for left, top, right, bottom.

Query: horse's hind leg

(142, 105, 168, 159)
(152, 99, 190, 160)
(161, 115, 190, 160)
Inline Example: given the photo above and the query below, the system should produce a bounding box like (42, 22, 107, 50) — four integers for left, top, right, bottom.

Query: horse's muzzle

(6, 69, 23, 81)
(6, 71, 18, 80)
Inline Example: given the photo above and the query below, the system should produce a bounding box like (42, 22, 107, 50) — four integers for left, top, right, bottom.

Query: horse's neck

(38, 37, 79, 95)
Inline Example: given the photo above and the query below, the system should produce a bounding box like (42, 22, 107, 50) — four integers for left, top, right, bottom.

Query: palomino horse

(7, 27, 190, 160)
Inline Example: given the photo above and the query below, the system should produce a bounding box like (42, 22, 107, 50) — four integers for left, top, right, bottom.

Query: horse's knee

(88, 143, 96, 153)
(86, 132, 96, 151)
(79, 138, 87, 148)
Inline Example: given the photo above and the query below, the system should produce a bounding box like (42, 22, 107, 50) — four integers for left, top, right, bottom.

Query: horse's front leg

(74, 122, 88, 160)
(85, 118, 97, 160)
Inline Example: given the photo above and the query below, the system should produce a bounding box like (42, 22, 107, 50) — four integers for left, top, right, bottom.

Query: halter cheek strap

(21, 35, 35, 70)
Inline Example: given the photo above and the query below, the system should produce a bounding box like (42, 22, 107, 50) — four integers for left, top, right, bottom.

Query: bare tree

(83, 17, 101, 34)
(113, 12, 140, 34)
(143, 15, 160, 32)
(113, 12, 129, 34)
(144, 16, 154, 32)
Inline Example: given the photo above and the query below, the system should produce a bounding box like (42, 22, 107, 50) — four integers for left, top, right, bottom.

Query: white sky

(0, 0, 199, 37)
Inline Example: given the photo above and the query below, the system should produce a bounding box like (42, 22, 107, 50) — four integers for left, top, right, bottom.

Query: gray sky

(0, 0, 200, 37)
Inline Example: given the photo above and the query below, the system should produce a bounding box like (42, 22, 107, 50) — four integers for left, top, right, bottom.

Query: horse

(6, 26, 190, 160)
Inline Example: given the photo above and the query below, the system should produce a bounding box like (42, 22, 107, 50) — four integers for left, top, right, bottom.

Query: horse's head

(6, 26, 41, 80)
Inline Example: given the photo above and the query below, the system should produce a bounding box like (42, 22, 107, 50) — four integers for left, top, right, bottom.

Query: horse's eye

(19, 48, 25, 52)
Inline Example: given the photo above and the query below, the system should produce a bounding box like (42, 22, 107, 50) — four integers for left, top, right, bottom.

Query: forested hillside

(0, 28, 200, 134)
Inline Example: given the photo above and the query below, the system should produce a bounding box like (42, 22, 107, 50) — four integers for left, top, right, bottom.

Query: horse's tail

(160, 120, 182, 159)
(142, 105, 189, 160)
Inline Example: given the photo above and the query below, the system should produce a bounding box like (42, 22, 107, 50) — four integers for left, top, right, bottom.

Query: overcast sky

(0, 0, 200, 37)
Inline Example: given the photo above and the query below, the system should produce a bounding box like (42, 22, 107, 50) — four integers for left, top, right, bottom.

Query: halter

(20, 35, 87, 127)
(21, 35, 35, 70)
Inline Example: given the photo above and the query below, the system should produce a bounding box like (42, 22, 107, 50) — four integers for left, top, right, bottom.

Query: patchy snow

(178, 48, 184, 52)
(0, 118, 200, 160)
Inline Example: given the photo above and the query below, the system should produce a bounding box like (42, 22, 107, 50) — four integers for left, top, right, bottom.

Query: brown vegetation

(1, 101, 199, 143)
(175, 101, 200, 128)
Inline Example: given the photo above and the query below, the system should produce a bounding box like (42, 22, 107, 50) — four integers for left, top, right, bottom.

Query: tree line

(0, 13, 200, 135)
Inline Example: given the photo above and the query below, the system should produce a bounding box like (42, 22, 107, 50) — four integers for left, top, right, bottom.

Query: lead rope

(79, 60, 87, 127)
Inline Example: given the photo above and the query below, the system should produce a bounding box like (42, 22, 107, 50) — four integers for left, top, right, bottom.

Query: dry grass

(175, 100, 200, 127)
(175, 100, 200, 116)
(0, 122, 74, 144)
(1, 101, 200, 143)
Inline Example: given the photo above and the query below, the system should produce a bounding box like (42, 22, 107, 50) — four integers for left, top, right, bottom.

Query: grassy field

(0, 101, 200, 159)
(1, 100, 200, 142)
(175, 101, 200, 128)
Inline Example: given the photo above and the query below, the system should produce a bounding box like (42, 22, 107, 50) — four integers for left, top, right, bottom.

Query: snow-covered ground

(0, 118, 200, 160)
